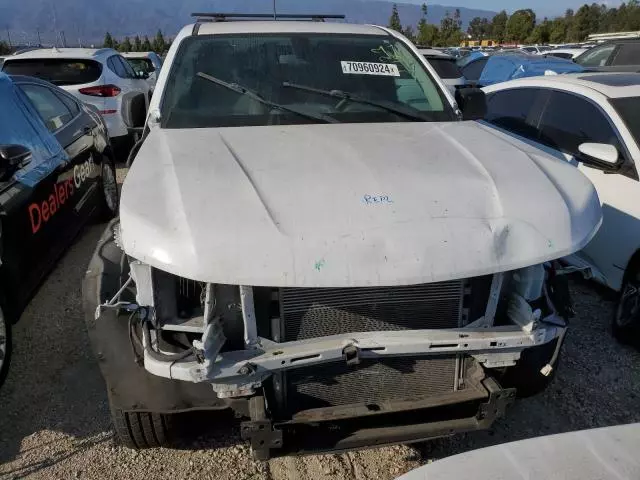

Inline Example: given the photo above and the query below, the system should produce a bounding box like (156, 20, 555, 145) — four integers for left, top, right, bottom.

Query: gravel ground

(0, 173, 639, 479)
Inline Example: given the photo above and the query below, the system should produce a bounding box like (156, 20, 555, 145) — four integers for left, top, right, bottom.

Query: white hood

(120, 121, 602, 287)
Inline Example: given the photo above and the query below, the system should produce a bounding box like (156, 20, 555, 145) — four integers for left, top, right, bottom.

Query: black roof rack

(191, 13, 346, 22)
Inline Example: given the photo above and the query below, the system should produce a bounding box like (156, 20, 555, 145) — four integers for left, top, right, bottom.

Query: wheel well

(102, 144, 116, 163)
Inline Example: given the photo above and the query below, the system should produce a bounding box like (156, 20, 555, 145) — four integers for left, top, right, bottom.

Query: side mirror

(577, 142, 620, 171)
(455, 87, 487, 120)
(121, 92, 148, 130)
(0, 144, 31, 180)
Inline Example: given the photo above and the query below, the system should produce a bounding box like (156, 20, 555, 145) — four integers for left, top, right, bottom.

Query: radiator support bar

(143, 320, 562, 398)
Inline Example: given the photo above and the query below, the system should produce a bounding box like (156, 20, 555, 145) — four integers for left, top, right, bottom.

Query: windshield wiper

(196, 72, 337, 124)
(282, 81, 429, 122)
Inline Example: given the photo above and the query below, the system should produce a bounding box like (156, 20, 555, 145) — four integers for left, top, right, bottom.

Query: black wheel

(0, 306, 12, 389)
(613, 268, 640, 347)
(98, 156, 119, 220)
(500, 337, 562, 398)
(0, 310, 11, 387)
(110, 403, 173, 449)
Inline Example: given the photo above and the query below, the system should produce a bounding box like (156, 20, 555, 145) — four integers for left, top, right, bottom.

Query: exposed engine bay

(94, 245, 570, 458)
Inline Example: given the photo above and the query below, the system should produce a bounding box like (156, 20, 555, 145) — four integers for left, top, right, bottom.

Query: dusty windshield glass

(160, 33, 455, 128)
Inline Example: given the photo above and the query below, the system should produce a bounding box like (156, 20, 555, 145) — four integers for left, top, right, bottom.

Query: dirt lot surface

(0, 172, 639, 479)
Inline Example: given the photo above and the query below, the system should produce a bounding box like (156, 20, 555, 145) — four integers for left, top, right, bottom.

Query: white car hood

(120, 121, 602, 287)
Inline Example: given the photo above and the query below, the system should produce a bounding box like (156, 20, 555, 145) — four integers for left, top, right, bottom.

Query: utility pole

(273, 0, 277, 19)
(61, 30, 67, 47)
(37, 29, 42, 46)
(6, 29, 11, 48)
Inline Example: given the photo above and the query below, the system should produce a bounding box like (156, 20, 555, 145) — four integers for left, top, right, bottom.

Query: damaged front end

(91, 223, 571, 458)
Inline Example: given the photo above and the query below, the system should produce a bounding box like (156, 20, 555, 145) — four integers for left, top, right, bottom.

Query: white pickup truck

(83, 14, 603, 459)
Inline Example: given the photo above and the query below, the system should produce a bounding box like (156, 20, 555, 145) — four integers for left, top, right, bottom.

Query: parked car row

(0, 72, 118, 386)
(2, 48, 152, 150)
(1, 16, 639, 463)
(0, 46, 164, 389)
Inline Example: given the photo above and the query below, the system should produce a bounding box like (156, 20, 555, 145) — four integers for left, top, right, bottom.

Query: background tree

(416, 3, 429, 45)
(439, 10, 463, 46)
(388, 4, 403, 32)
(402, 25, 416, 42)
(468, 16, 491, 40)
(0, 41, 10, 55)
(549, 17, 569, 43)
(468, 17, 484, 39)
(103, 32, 115, 49)
(506, 9, 536, 43)
(152, 29, 166, 53)
(142, 35, 152, 51)
(490, 11, 508, 44)
(568, 4, 602, 41)
(527, 18, 552, 44)
(119, 36, 132, 53)
(454, 9, 463, 33)
(133, 35, 142, 52)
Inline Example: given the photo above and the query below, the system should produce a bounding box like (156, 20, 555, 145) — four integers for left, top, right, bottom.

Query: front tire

(110, 403, 174, 449)
(0, 306, 12, 389)
(613, 268, 640, 347)
(98, 157, 119, 220)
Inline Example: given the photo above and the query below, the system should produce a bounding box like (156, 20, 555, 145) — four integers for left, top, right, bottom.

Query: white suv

(84, 16, 603, 459)
(2, 48, 150, 148)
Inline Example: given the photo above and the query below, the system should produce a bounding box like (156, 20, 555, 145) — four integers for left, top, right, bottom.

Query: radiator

(280, 281, 465, 341)
(278, 281, 465, 412)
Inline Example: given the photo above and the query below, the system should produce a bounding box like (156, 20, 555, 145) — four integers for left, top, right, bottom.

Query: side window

(54, 91, 80, 116)
(485, 88, 543, 141)
(576, 44, 617, 67)
(611, 43, 640, 66)
(107, 56, 127, 78)
(19, 84, 73, 132)
(538, 91, 622, 155)
(117, 56, 136, 78)
(461, 57, 488, 82)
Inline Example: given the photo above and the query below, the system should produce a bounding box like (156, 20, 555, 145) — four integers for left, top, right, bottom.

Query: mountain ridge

(1, 0, 497, 45)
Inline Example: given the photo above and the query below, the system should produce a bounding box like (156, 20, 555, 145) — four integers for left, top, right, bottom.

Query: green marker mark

(314, 259, 326, 271)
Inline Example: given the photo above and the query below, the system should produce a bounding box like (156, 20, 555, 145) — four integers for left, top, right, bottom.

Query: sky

(400, 0, 624, 17)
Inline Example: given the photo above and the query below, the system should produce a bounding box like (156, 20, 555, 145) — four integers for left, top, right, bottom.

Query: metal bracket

(342, 344, 361, 366)
(477, 377, 515, 425)
(241, 396, 283, 461)
(468, 273, 504, 328)
(240, 286, 259, 348)
(94, 275, 137, 320)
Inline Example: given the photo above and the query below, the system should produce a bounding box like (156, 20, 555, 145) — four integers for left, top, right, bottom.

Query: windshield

(2, 59, 102, 86)
(161, 33, 455, 128)
(610, 96, 640, 145)
(575, 44, 616, 67)
(126, 58, 155, 74)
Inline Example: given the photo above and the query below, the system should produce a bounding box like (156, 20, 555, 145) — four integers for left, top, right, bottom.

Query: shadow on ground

(419, 275, 640, 460)
(0, 219, 638, 477)
(0, 223, 241, 476)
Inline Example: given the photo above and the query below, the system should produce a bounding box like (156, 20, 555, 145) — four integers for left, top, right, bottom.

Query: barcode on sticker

(341, 61, 400, 77)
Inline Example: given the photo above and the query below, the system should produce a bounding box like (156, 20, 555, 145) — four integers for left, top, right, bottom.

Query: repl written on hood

(119, 121, 602, 287)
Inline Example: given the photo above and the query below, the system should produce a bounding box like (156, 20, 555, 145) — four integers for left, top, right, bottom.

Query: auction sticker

(341, 61, 400, 76)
